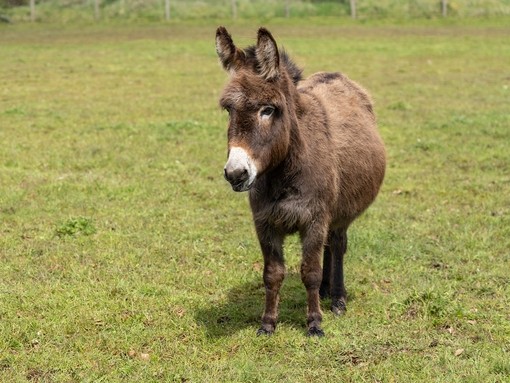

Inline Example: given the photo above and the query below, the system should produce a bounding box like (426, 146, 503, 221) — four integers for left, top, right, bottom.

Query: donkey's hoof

(306, 327, 325, 337)
(331, 306, 346, 316)
(257, 327, 274, 336)
(331, 298, 347, 316)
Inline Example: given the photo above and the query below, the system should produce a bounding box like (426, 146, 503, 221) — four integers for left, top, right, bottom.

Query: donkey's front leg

(256, 229, 285, 336)
(300, 225, 328, 337)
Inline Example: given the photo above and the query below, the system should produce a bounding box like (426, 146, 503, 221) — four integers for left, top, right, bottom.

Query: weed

(55, 217, 96, 237)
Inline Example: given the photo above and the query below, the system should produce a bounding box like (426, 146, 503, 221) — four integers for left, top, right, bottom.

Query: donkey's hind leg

(319, 242, 332, 299)
(329, 228, 348, 315)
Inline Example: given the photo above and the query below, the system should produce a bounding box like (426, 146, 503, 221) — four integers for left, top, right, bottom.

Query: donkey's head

(216, 27, 300, 192)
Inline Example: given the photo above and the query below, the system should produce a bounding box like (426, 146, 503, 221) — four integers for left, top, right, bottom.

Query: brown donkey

(216, 27, 386, 336)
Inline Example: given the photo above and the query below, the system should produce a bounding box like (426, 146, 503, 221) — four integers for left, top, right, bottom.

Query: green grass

(1, 19, 509, 382)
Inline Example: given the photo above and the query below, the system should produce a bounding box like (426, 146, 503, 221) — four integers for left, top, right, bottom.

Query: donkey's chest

(250, 185, 316, 233)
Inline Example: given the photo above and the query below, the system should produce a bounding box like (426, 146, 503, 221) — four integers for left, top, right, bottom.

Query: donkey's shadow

(195, 272, 313, 337)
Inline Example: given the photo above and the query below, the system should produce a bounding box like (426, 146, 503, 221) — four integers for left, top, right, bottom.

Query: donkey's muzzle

(224, 166, 251, 192)
(223, 147, 257, 192)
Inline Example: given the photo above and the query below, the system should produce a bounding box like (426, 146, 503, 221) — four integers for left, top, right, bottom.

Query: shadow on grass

(195, 272, 312, 338)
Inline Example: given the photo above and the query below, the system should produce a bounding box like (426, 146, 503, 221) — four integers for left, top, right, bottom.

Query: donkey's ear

(216, 26, 242, 72)
(256, 28, 280, 81)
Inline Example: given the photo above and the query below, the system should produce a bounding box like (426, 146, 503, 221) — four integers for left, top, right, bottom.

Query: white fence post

(94, 0, 100, 20)
(165, 0, 171, 20)
(30, 0, 35, 22)
(350, 0, 356, 19)
(231, 0, 237, 19)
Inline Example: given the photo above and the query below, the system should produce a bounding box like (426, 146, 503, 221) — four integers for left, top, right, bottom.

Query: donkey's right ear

(216, 26, 243, 72)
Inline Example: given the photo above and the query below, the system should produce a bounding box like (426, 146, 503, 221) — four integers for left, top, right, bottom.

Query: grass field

(1, 19, 509, 382)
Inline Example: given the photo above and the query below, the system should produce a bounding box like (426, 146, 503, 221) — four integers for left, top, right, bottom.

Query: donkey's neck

(276, 90, 307, 179)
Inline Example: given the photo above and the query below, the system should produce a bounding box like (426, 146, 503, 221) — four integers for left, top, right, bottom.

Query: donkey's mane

(244, 45, 303, 85)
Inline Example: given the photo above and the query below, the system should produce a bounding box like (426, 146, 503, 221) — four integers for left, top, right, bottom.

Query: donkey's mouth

(230, 179, 254, 192)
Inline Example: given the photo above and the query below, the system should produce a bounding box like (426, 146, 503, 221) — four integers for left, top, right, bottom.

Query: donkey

(216, 27, 386, 337)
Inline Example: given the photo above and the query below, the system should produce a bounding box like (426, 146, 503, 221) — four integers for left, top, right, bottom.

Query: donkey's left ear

(256, 28, 280, 81)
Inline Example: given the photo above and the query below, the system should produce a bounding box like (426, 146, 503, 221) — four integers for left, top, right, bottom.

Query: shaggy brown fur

(216, 27, 386, 337)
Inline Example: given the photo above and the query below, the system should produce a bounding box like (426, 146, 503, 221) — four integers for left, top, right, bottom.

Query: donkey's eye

(260, 106, 275, 118)
(223, 105, 232, 115)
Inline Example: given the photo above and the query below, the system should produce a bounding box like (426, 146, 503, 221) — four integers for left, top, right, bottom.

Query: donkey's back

(297, 71, 386, 228)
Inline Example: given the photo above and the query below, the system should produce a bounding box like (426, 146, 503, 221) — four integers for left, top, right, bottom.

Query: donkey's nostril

(224, 166, 249, 186)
